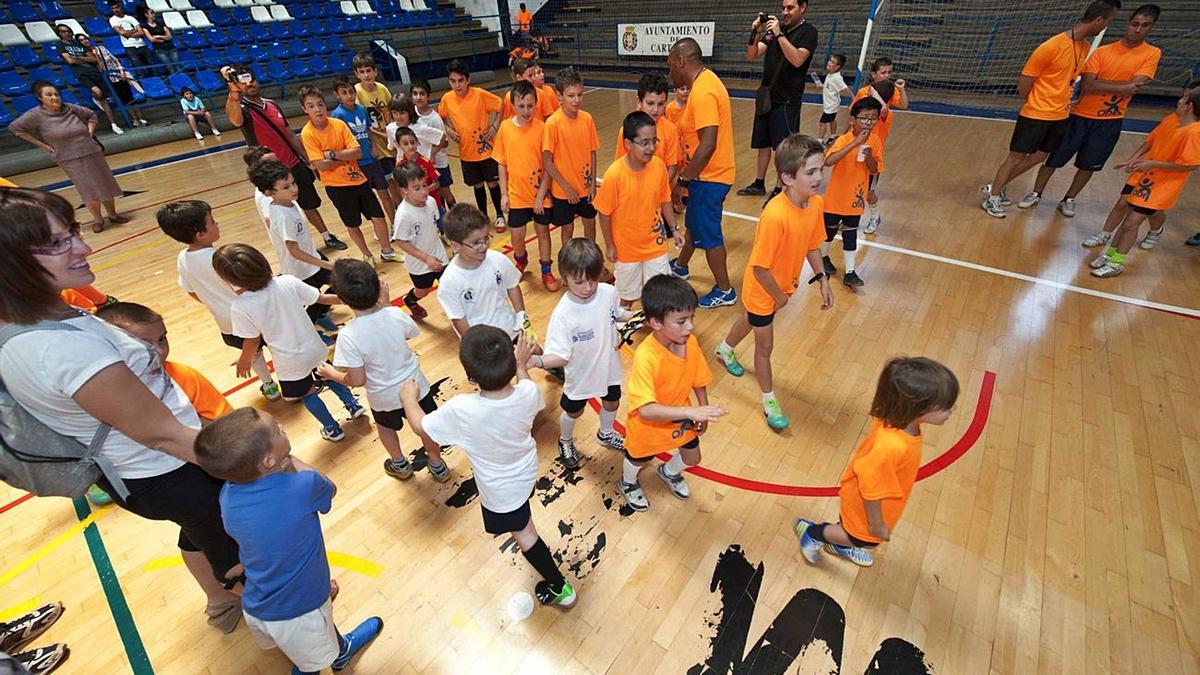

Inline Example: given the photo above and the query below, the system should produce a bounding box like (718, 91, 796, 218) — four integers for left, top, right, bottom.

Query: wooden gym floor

(2, 84, 1199, 674)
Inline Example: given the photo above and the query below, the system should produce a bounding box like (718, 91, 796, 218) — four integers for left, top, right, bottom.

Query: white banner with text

(617, 22, 714, 56)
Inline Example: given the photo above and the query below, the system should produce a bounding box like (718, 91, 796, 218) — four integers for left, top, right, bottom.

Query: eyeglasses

(463, 234, 493, 251)
(854, 115, 879, 123)
(30, 222, 82, 256)
(630, 138, 659, 149)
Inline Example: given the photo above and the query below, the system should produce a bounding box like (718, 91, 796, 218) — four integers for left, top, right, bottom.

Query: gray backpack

(0, 321, 130, 500)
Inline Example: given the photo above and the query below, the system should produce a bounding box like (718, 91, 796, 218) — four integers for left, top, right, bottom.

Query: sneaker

(715, 347, 744, 377)
(494, 215, 507, 233)
(763, 396, 788, 430)
(86, 484, 112, 506)
(656, 464, 691, 499)
(259, 381, 281, 401)
(822, 255, 837, 276)
(194, 131, 204, 140)
(1058, 198, 1076, 217)
(0, 602, 65, 653)
(542, 272, 560, 292)
(981, 195, 1006, 218)
(535, 580, 576, 607)
(1091, 260, 1125, 278)
(379, 250, 398, 263)
(1082, 231, 1112, 248)
(13, 643, 69, 675)
(1017, 191, 1041, 209)
(557, 438, 581, 470)
(595, 430, 626, 453)
(698, 286, 737, 309)
(383, 457, 414, 480)
(513, 256, 528, 273)
(320, 424, 345, 442)
(323, 234, 349, 251)
(736, 181, 766, 196)
(110, 123, 124, 135)
(427, 459, 451, 483)
(842, 271, 864, 287)
(1088, 253, 1111, 269)
(135, 118, 150, 127)
(823, 543, 875, 567)
(330, 616, 384, 671)
(347, 403, 367, 420)
(980, 183, 1010, 206)
(1139, 228, 1165, 250)
(363, 254, 376, 268)
(793, 519, 822, 565)
(406, 300, 428, 320)
(618, 479, 649, 511)
(863, 212, 881, 234)
(1188, 232, 1200, 246)
(212, 128, 222, 136)
(762, 185, 781, 208)
(668, 258, 689, 279)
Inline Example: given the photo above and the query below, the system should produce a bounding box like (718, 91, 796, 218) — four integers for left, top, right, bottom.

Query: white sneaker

(194, 131, 204, 140)
(1091, 260, 1125, 278)
(1018, 191, 1041, 209)
(1138, 228, 1164, 250)
(211, 128, 221, 136)
(111, 123, 124, 135)
(981, 195, 1006, 218)
(656, 464, 691, 499)
(864, 212, 881, 234)
(618, 479, 649, 511)
(980, 183, 1011, 206)
(1082, 231, 1111, 248)
(1088, 253, 1110, 269)
(1058, 198, 1076, 217)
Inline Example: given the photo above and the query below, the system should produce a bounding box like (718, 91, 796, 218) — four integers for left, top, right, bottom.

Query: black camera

(757, 12, 777, 41)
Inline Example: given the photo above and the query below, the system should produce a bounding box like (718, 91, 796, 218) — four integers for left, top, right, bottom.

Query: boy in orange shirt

(595, 111, 683, 308)
(501, 58, 559, 122)
(665, 84, 688, 127)
(821, 97, 883, 288)
(438, 60, 506, 232)
(715, 135, 833, 431)
(613, 74, 681, 185)
(851, 77, 902, 234)
(543, 67, 599, 243)
(619, 275, 728, 512)
(494, 80, 558, 291)
(796, 357, 958, 568)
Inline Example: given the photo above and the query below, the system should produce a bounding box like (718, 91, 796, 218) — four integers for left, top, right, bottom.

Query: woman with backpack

(0, 187, 244, 634)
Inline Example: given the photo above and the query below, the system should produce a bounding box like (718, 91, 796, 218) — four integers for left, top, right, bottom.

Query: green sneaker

(763, 397, 788, 430)
(716, 348, 744, 377)
(535, 580, 576, 607)
(86, 484, 112, 506)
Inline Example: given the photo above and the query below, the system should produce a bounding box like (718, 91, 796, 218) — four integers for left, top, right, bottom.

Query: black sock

(473, 186, 488, 217)
(403, 289, 419, 307)
(488, 184, 503, 216)
(807, 523, 829, 544)
(521, 537, 565, 591)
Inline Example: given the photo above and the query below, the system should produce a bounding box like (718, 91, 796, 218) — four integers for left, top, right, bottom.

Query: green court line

(72, 498, 154, 674)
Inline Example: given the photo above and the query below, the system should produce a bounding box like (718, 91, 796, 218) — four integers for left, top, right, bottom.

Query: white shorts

(245, 599, 340, 672)
(614, 254, 671, 302)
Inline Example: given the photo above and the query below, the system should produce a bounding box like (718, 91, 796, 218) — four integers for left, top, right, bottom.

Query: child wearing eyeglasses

(435, 203, 530, 341)
(820, 96, 884, 289)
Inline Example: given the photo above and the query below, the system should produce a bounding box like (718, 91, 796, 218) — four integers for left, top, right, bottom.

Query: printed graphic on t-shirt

(1130, 175, 1153, 201)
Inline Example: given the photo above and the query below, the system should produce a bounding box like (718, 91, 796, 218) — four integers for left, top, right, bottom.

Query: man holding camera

(737, 0, 818, 200)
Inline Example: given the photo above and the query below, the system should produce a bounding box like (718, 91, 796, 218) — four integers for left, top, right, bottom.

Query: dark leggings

(825, 222, 858, 251)
(807, 522, 878, 548)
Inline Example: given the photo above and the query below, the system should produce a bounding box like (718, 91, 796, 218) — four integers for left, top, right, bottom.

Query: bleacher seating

(84, 16, 115, 36)
(163, 11, 189, 30)
(186, 10, 213, 27)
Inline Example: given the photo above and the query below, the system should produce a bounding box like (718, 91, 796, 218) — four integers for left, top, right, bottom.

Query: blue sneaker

(347, 403, 367, 420)
(320, 424, 345, 442)
(668, 258, 689, 279)
(822, 543, 875, 567)
(794, 519, 822, 564)
(698, 286, 737, 309)
(331, 616, 384, 671)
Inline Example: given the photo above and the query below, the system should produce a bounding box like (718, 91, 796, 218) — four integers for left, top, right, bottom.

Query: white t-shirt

(0, 314, 196, 479)
(416, 109, 449, 168)
(267, 202, 321, 281)
(421, 379, 543, 512)
(437, 250, 520, 337)
(822, 72, 847, 114)
(253, 189, 272, 228)
(386, 119, 445, 165)
(542, 283, 623, 401)
(109, 15, 146, 49)
(392, 197, 448, 277)
(229, 276, 328, 382)
(331, 307, 429, 412)
(177, 247, 238, 335)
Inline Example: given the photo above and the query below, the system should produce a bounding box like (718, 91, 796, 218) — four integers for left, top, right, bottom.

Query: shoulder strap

(244, 100, 302, 154)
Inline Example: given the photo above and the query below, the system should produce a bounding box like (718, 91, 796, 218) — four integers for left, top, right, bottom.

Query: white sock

(664, 453, 687, 476)
(251, 354, 273, 384)
(862, 202, 872, 220)
(716, 341, 734, 357)
(559, 411, 577, 441)
(622, 458, 641, 484)
(845, 248, 858, 273)
(762, 390, 776, 403)
(598, 408, 616, 435)
(819, 241, 830, 257)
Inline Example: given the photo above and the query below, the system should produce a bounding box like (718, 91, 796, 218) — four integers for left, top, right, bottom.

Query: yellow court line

(0, 596, 43, 622)
(0, 505, 114, 588)
(92, 235, 174, 273)
(143, 551, 382, 578)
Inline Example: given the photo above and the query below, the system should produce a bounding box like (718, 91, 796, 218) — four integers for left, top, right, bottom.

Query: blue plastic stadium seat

(140, 76, 172, 99)
(245, 42, 266, 62)
(224, 44, 247, 62)
(305, 18, 327, 35)
(291, 4, 311, 20)
(302, 36, 324, 56)
(226, 25, 249, 43)
(250, 62, 268, 83)
(248, 23, 269, 42)
(167, 71, 197, 94)
(328, 51, 350, 73)
(266, 60, 287, 82)
(41, 1, 69, 19)
(289, 39, 311, 59)
(207, 8, 232, 26)
(41, 41, 61, 62)
(0, 100, 14, 126)
(290, 58, 311, 79)
(93, 0, 113, 15)
(0, 51, 13, 70)
(230, 7, 251, 24)
(301, 54, 326, 75)
(191, 0, 214, 8)
(198, 47, 222, 67)
(270, 21, 292, 39)
(204, 27, 229, 46)
(58, 87, 83, 106)
(178, 29, 206, 49)
(11, 93, 39, 113)
(0, 71, 29, 96)
(10, 45, 46, 68)
(27, 65, 65, 87)
(83, 16, 115, 37)
(101, 36, 126, 57)
(195, 68, 223, 92)
(9, 4, 41, 23)
(291, 21, 310, 38)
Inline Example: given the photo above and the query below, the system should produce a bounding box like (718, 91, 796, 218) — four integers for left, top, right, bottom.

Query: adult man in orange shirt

(1023, 4, 1160, 216)
(981, 0, 1119, 218)
(667, 37, 739, 309)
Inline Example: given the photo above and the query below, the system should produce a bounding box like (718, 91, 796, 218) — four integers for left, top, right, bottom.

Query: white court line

(720, 208, 1200, 318)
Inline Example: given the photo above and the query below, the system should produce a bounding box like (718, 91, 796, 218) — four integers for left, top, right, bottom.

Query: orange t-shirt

(542, 108, 599, 199)
(0, 177, 17, 187)
(852, 86, 902, 145)
(492, 117, 548, 210)
(165, 361, 234, 421)
(823, 131, 883, 216)
(1019, 32, 1091, 121)
(516, 9, 532, 31)
(61, 285, 110, 312)
(501, 85, 559, 122)
(593, 155, 672, 263)
(624, 334, 713, 459)
(1126, 120, 1200, 212)
(838, 418, 923, 544)
(742, 193, 826, 315)
(301, 117, 367, 187)
(664, 100, 685, 127)
(438, 86, 502, 162)
(613, 115, 681, 169)
(1074, 41, 1161, 120)
(679, 69, 735, 185)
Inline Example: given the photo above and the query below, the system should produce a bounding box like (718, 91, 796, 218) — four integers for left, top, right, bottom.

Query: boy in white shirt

(409, 78, 456, 208)
(401, 327, 576, 608)
(435, 204, 528, 340)
(528, 238, 632, 469)
(243, 146, 348, 250)
(385, 93, 444, 168)
(390, 162, 449, 320)
(157, 199, 280, 401)
(318, 259, 450, 482)
(818, 54, 849, 146)
(213, 243, 364, 442)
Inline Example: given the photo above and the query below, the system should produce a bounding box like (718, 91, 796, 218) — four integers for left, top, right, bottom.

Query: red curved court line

(0, 493, 33, 515)
(91, 194, 253, 254)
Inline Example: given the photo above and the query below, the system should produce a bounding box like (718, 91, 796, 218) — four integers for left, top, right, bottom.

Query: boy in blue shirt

(331, 75, 398, 228)
(195, 408, 384, 674)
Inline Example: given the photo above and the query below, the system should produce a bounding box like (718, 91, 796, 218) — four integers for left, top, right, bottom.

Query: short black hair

(511, 79, 537, 104)
(351, 52, 377, 71)
(332, 258, 381, 310)
(332, 74, 356, 96)
(511, 56, 533, 78)
(555, 66, 583, 93)
(242, 145, 274, 166)
(870, 79, 896, 102)
(444, 203, 489, 243)
(637, 73, 669, 100)
(850, 96, 883, 117)
(1083, 0, 1120, 22)
(1131, 3, 1160, 20)
(157, 199, 213, 244)
(394, 160, 427, 188)
(246, 159, 292, 194)
(831, 53, 847, 67)
(622, 110, 656, 141)
(410, 78, 432, 95)
(642, 274, 697, 322)
(393, 125, 417, 145)
(870, 57, 893, 72)
(459, 325, 516, 391)
(96, 301, 162, 328)
(447, 59, 470, 79)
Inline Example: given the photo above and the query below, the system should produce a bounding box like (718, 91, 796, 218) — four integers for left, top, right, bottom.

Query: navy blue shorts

(1043, 115, 1123, 172)
(436, 165, 453, 187)
(683, 180, 730, 249)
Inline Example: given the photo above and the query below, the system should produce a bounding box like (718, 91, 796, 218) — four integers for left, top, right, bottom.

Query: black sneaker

(557, 438, 581, 470)
(13, 643, 69, 675)
(323, 234, 349, 251)
(736, 181, 766, 196)
(762, 185, 782, 208)
(843, 271, 864, 287)
(0, 602, 65, 654)
(822, 255, 837, 276)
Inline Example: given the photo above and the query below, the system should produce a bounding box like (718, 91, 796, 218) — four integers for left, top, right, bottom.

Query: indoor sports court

(1, 0, 1198, 673)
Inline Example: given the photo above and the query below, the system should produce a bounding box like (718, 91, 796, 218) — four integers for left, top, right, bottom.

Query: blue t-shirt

(330, 103, 376, 165)
(180, 96, 204, 112)
(219, 470, 334, 621)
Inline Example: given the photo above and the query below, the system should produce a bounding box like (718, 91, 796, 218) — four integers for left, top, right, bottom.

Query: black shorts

(481, 498, 531, 535)
(409, 269, 442, 290)
(77, 69, 106, 93)
(371, 386, 437, 431)
(747, 311, 774, 327)
(508, 206, 551, 229)
(1043, 115, 1123, 171)
(301, 263, 333, 321)
(550, 196, 597, 225)
(325, 182, 384, 228)
(750, 102, 802, 150)
(361, 160, 389, 191)
(625, 436, 698, 463)
(280, 371, 319, 400)
(1118, 183, 1158, 214)
(560, 384, 621, 415)
(819, 111, 838, 124)
(1009, 115, 1068, 155)
(290, 162, 322, 211)
(111, 79, 135, 105)
(460, 158, 499, 186)
(436, 165, 454, 187)
(378, 156, 396, 178)
(841, 525, 880, 549)
(824, 212, 861, 233)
